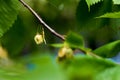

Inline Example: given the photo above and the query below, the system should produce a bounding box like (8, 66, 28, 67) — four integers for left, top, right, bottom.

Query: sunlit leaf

(98, 11, 120, 18)
(0, 0, 20, 37)
(85, 0, 103, 10)
(113, 0, 120, 5)
(94, 66, 120, 80)
(51, 43, 64, 48)
(93, 40, 120, 58)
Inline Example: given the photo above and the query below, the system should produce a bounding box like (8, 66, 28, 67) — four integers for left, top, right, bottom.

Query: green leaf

(0, 0, 20, 37)
(93, 40, 120, 58)
(98, 11, 120, 18)
(0, 61, 26, 80)
(0, 16, 30, 56)
(22, 55, 65, 80)
(0, 54, 65, 80)
(0, 70, 24, 80)
(63, 55, 116, 80)
(76, 0, 112, 30)
(94, 66, 120, 80)
(65, 32, 84, 48)
(50, 43, 64, 48)
(85, 0, 103, 10)
(113, 0, 120, 5)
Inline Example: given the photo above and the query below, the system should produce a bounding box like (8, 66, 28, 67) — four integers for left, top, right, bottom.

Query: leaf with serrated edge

(0, 0, 20, 37)
(85, 0, 103, 10)
(97, 11, 120, 18)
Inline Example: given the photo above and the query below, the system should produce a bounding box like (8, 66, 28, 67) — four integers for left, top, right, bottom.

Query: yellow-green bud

(58, 46, 73, 58)
(34, 33, 43, 45)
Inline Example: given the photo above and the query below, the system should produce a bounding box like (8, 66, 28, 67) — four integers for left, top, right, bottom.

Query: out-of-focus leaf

(85, 0, 103, 10)
(98, 11, 120, 18)
(76, 0, 112, 30)
(94, 66, 120, 80)
(22, 54, 65, 80)
(0, 0, 20, 37)
(65, 32, 84, 48)
(0, 16, 29, 57)
(0, 54, 65, 80)
(62, 55, 116, 80)
(113, 0, 120, 5)
(93, 40, 120, 58)
(1, 16, 26, 56)
(0, 62, 26, 80)
(51, 43, 64, 48)
(47, 0, 63, 8)
(0, 70, 24, 80)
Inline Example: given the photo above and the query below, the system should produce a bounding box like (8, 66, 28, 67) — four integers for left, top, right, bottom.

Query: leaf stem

(19, 0, 65, 41)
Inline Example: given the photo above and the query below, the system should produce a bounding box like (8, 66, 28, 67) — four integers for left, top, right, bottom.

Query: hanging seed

(42, 28, 46, 44)
(34, 33, 43, 45)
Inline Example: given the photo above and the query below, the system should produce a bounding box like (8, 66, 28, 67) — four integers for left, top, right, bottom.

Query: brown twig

(19, 0, 65, 41)
(19, 0, 102, 58)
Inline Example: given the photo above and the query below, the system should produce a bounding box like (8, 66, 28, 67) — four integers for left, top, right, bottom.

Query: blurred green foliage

(0, 54, 118, 80)
(94, 66, 120, 80)
(0, 0, 120, 80)
(61, 55, 116, 80)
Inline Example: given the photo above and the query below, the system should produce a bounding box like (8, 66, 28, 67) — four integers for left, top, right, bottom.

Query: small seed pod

(58, 46, 73, 58)
(34, 33, 43, 45)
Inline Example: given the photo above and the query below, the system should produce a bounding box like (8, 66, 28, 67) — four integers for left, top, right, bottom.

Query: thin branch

(19, 0, 65, 41)
(76, 49, 102, 58)
(19, 0, 102, 59)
